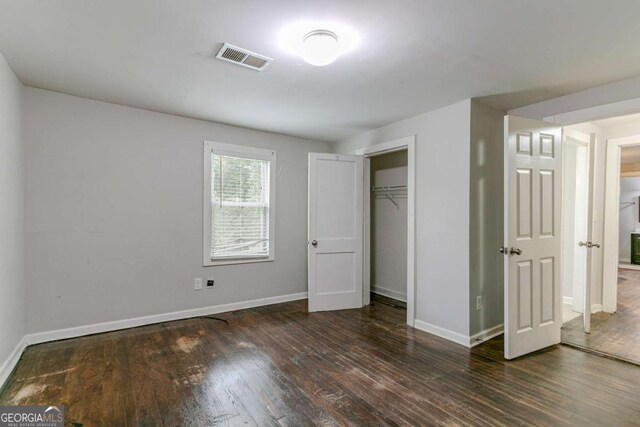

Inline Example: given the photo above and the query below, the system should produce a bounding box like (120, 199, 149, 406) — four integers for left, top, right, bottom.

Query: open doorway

(617, 146, 640, 270)
(358, 137, 416, 326)
(559, 113, 640, 364)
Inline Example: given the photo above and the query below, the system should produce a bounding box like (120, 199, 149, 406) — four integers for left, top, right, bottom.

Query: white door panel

(562, 130, 593, 333)
(505, 116, 562, 359)
(308, 153, 363, 312)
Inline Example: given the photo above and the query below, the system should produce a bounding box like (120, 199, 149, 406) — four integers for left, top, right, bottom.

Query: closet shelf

(372, 185, 407, 209)
(371, 185, 407, 192)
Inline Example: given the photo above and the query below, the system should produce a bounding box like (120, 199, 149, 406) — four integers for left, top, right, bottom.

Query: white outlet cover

(194, 278, 203, 290)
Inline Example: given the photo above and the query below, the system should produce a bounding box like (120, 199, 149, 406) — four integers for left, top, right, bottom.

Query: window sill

(203, 257, 274, 267)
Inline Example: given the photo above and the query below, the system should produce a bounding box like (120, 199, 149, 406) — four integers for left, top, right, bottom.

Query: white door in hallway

(504, 116, 563, 359)
(562, 129, 594, 333)
(308, 153, 364, 311)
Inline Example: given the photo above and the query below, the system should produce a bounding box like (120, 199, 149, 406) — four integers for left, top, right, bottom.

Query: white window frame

(203, 140, 276, 266)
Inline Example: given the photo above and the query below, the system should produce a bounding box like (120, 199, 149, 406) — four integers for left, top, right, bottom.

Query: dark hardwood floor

(562, 267, 640, 364)
(2, 298, 640, 426)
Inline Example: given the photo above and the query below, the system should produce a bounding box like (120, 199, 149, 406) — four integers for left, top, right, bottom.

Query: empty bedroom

(1, 1, 640, 426)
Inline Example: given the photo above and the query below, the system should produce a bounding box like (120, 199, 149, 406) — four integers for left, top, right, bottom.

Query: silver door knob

(499, 246, 508, 254)
(579, 241, 600, 248)
(509, 247, 522, 256)
(311, 240, 318, 247)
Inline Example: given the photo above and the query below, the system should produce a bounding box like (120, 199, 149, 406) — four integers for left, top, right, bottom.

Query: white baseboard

(413, 320, 503, 348)
(469, 324, 504, 348)
(620, 258, 631, 263)
(563, 300, 602, 314)
(0, 336, 28, 391)
(24, 292, 308, 346)
(413, 320, 469, 347)
(371, 285, 407, 302)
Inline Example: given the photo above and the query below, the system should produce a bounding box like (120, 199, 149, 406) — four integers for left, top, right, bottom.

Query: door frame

(356, 136, 416, 326)
(602, 135, 640, 312)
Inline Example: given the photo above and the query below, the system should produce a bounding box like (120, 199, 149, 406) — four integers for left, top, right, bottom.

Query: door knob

(311, 240, 318, 247)
(509, 247, 522, 256)
(579, 241, 600, 248)
(499, 246, 508, 254)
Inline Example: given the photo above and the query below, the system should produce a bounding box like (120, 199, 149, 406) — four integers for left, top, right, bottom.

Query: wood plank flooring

(2, 298, 640, 426)
(562, 268, 640, 364)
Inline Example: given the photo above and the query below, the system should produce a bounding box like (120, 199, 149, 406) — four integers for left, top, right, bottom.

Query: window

(203, 141, 276, 266)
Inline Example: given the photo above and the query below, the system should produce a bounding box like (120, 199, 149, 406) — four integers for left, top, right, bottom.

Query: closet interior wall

(370, 150, 408, 302)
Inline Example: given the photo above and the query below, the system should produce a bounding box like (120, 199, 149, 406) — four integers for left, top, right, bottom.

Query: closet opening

(358, 136, 416, 326)
(365, 149, 409, 318)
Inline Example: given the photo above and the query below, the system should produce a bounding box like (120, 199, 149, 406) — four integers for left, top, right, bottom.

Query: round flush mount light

(279, 22, 359, 66)
(301, 30, 340, 66)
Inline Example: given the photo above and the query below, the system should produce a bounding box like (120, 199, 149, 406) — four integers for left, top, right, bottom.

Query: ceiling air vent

(216, 43, 273, 71)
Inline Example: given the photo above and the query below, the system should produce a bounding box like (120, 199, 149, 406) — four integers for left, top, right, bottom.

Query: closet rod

(371, 185, 407, 192)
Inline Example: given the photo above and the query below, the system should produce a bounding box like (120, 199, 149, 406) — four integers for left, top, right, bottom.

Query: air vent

(216, 43, 273, 71)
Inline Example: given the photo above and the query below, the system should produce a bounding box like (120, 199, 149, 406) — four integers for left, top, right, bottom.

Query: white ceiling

(2, 1, 640, 141)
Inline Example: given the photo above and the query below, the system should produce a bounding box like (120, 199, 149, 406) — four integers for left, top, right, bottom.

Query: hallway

(562, 268, 640, 364)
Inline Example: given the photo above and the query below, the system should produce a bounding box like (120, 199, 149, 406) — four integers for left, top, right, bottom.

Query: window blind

(210, 153, 270, 259)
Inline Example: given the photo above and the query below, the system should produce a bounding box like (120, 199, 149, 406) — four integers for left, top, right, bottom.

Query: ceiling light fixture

(301, 30, 340, 66)
(279, 21, 359, 67)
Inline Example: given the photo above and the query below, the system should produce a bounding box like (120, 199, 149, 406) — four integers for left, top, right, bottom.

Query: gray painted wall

(334, 100, 471, 336)
(370, 150, 408, 302)
(23, 87, 331, 334)
(619, 177, 640, 262)
(469, 101, 504, 336)
(0, 52, 25, 367)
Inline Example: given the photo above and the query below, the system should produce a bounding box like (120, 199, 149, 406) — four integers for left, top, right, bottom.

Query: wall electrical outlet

(206, 278, 214, 288)
(476, 296, 482, 311)
(194, 278, 203, 290)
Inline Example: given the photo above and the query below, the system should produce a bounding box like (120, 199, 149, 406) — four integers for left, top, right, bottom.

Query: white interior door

(504, 115, 562, 359)
(308, 153, 364, 312)
(562, 130, 594, 333)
